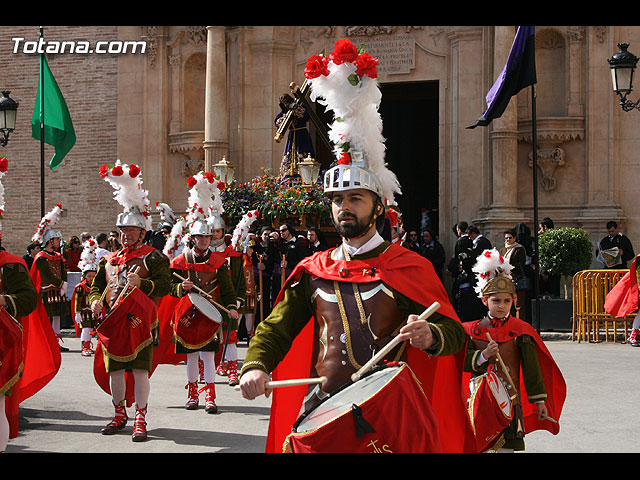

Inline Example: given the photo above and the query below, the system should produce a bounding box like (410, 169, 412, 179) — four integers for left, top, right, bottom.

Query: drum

(283, 362, 443, 453)
(187, 293, 222, 324)
(0, 309, 23, 396)
(467, 369, 514, 452)
(173, 293, 222, 350)
(96, 287, 157, 362)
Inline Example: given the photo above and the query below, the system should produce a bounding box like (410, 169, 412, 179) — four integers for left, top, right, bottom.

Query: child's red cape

(262, 242, 477, 453)
(462, 316, 567, 444)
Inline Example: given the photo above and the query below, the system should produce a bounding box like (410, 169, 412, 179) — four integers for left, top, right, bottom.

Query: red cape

(7, 252, 61, 438)
(71, 280, 91, 337)
(604, 255, 639, 318)
(462, 316, 566, 442)
(264, 242, 477, 453)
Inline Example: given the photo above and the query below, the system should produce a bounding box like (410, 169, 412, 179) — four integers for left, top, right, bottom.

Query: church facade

(0, 25, 637, 266)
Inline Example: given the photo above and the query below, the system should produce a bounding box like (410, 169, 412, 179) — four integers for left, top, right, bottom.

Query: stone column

(204, 26, 229, 171)
(490, 25, 520, 212)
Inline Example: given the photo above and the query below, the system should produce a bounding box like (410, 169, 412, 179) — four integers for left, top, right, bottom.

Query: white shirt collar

(334, 232, 385, 259)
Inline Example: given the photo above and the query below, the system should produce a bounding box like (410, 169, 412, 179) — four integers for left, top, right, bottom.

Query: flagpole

(532, 83, 540, 334)
(39, 26, 45, 218)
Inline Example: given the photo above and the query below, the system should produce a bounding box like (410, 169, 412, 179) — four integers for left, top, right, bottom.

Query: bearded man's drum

(283, 362, 443, 453)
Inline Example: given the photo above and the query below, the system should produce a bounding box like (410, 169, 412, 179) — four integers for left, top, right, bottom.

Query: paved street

(4, 333, 639, 454)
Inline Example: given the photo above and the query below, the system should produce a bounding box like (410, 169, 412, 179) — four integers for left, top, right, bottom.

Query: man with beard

(238, 39, 473, 453)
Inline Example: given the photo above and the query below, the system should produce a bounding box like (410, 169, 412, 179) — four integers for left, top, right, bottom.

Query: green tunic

(2, 261, 38, 318)
(89, 248, 170, 372)
(241, 242, 466, 378)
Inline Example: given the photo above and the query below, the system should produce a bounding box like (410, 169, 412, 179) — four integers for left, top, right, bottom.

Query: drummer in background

(90, 162, 171, 442)
(209, 211, 246, 387)
(239, 39, 474, 453)
(167, 172, 239, 413)
(463, 248, 566, 453)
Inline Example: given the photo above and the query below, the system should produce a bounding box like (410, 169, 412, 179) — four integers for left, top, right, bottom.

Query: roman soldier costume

(30, 203, 70, 351)
(89, 161, 170, 442)
(241, 39, 476, 453)
(72, 238, 99, 357)
(164, 171, 240, 412)
(462, 248, 566, 452)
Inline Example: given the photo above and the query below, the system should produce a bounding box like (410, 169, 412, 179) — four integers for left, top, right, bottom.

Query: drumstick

(486, 332, 519, 399)
(350, 301, 441, 382)
(234, 376, 327, 392)
(172, 272, 231, 314)
(112, 266, 140, 307)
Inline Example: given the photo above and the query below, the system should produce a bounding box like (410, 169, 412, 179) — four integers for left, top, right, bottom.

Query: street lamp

(0, 91, 18, 146)
(608, 43, 640, 111)
(298, 153, 321, 188)
(212, 156, 236, 184)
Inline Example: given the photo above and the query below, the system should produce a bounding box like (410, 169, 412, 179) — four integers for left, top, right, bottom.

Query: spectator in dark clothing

(307, 226, 329, 253)
(596, 220, 636, 269)
(419, 228, 446, 280)
(23, 242, 41, 271)
(467, 225, 492, 261)
(271, 223, 311, 304)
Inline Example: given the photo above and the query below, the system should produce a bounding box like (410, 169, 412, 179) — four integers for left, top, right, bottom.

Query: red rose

(56, 203, 62, 208)
(0, 156, 8, 173)
(129, 164, 141, 178)
(330, 39, 358, 65)
(112, 165, 123, 176)
(204, 172, 216, 183)
(217, 181, 225, 190)
(99, 164, 109, 178)
(304, 54, 330, 79)
(187, 176, 197, 188)
(354, 52, 379, 79)
(337, 152, 352, 165)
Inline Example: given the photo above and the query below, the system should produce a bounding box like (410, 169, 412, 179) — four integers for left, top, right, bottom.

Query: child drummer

(462, 248, 566, 453)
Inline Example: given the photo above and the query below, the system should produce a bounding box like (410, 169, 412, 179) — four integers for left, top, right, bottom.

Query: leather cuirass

(307, 275, 406, 398)
(181, 250, 220, 300)
(104, 256, 150, 307)
(469, 334, 522, 405)
(42, 255, 62, 287)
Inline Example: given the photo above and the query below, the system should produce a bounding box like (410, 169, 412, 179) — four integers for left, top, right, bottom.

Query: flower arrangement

(220, 167, 331, 226)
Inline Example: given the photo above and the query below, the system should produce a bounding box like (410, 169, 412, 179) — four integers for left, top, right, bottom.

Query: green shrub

(538, 227, 593, 277)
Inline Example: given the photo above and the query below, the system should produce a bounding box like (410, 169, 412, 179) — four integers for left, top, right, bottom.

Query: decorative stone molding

(528, 146, 565, 191)
(169, 131, 205, 176)
(519, 116, 584, 191)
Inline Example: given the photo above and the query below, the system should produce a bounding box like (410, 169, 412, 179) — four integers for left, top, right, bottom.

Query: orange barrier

(572, 269, 637, 343)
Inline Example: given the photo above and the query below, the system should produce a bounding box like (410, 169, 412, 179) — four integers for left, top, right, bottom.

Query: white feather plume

(231, 209, 260, 251)
(32, 203, 63, 245)
(472, 248, 514, 297)
(307, 46, 401, 204)
(156, 202, 176, 226)
(78, 238, 98, 273)
(163, 218, 187, 260)
(102, 160, 152, 230)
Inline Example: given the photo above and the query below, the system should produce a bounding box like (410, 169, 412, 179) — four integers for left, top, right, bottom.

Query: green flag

(31, 54, 76, 170)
